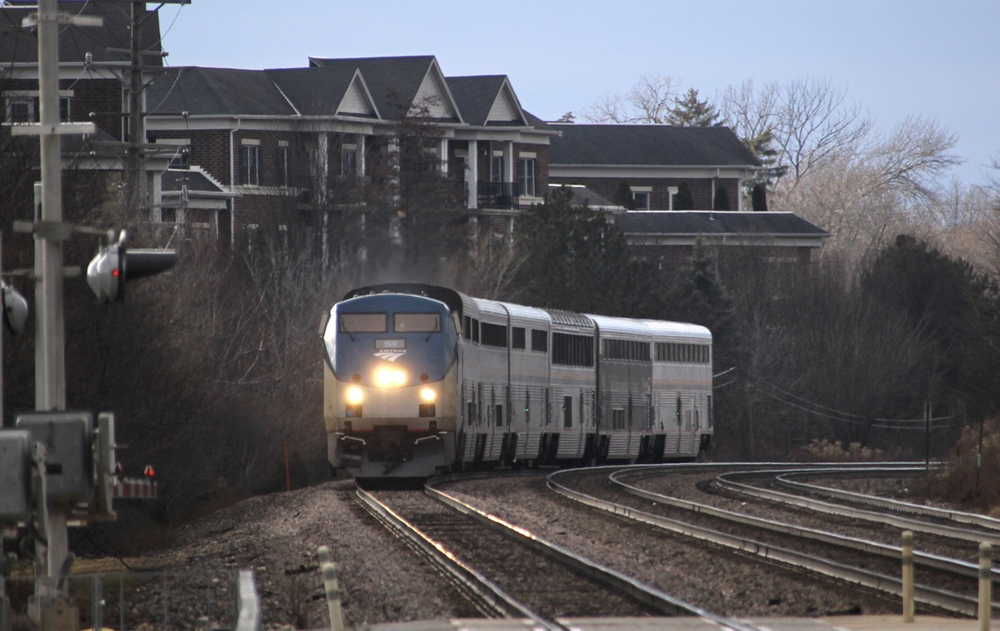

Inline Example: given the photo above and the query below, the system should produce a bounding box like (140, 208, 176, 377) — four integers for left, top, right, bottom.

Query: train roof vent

(545, 309, 593, 328)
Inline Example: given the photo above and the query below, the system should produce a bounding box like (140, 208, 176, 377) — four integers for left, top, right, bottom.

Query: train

(320, 284, 713, 478)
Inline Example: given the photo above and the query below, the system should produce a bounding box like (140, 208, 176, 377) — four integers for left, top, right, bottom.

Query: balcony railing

(478, 181, 519, 210)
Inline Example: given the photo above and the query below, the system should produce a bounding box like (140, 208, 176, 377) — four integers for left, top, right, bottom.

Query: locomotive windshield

(394, 313, 440, 333)
(324, 294, 458, 386)
(340, 313, 387, 333)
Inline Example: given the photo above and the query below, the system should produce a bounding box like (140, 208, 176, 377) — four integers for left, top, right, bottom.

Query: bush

(927, 418, 1000, 515)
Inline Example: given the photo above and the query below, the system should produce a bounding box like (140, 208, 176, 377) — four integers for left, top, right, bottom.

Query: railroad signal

(86, 231, 176, 302)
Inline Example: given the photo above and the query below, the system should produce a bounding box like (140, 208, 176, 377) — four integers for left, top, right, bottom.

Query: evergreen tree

(674, 182, 694, 210)
(508, 187, 664, 317)
(664, 239, 734, 364)
(668, 88, 719, 127)
(751, 183, 768, 211)
(615, 180, 635, 210)
(713, 185, 731, 211)
(861, 235, 1000, 420)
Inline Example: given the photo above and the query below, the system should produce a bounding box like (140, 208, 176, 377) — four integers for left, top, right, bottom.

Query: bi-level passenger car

(321, 284, 712, 478)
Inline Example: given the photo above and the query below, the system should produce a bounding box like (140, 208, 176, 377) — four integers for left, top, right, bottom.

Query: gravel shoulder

(74, 480, 472, 630)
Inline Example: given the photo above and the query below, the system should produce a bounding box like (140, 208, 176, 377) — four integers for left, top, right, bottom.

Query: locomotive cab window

(394, 312, 440, 333)
(340, 313, 387, 333)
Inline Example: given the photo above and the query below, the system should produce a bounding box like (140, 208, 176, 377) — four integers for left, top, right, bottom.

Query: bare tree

(777, 116, 960, 265)
(583, 74, 679, 124)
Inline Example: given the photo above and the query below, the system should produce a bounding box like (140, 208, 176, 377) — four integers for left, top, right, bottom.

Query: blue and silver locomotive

(321, 284, 713, 478)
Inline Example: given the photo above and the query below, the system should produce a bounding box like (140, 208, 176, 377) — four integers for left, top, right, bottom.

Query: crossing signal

(86, 231, 176, 302)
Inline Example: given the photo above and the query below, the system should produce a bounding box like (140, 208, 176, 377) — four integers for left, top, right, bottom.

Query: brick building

(2, 3, 826, 270)
(144, 56, 556, 250)
(546, 124, 828, 271)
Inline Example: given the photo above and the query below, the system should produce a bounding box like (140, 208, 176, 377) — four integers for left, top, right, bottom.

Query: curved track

(356, 474, 759, 631)
(549, 463, 997, 618)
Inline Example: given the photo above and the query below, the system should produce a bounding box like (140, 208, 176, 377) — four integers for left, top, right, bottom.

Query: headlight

(375, 367, 407, 388)
(420, 388, 436, 402)
(346, 386, 364, 404)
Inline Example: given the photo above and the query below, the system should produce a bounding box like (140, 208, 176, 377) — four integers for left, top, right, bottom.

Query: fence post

(322, 562, 344, 631)
(902, 530, 914, 623)
(979, 542, 992, 631)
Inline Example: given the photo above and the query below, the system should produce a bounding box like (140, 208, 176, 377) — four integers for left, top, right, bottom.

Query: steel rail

(354, 484, 553, 627)
(425, 471, 763, 631)
(715, 468, 1000, 547)
(548, 466, 990, 618)
(773, 468, 1000, 532)
(609, 466, 1000, 582)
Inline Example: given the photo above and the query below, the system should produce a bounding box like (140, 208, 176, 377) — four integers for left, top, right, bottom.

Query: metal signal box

(16, 412, 93, 504)
(0, 430, 32, 522)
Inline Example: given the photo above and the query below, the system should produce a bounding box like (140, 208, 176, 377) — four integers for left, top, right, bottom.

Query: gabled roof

(446, 75, 526, 127)
(147, 67, 297, 116)
(549, 124, 761, 168)
(0, 2, 162, 67)
(267, 66, 378, 118)
(614, 211, 828, 238)
(309, 55, 461, 122)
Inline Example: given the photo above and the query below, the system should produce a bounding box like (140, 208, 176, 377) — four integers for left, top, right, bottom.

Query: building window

(491, 152, 504, 182)
(341, 144, 357, 176)
(240, 144, 260, 186)
(631, 187, 651, 210)
(277, 143, 290, 187)
(518, 157, 536, 197)
(5, 97, 33, 123)
(4, 95, 71, 123)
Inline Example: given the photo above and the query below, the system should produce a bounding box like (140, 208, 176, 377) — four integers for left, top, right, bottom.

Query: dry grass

(793, 438, 886, 462)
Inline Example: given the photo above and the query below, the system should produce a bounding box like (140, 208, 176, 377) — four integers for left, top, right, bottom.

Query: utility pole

(11, 1, 98, 621)
(116, 0, 191, 219)
(4, 2, 179, 625)
(126, 0, 146, 216)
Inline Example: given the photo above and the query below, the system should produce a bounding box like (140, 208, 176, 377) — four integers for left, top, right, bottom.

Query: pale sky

(155, 1, 998, 185)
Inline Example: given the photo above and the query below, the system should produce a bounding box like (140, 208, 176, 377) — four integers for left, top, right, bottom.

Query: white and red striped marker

(112, 477, 157, 499)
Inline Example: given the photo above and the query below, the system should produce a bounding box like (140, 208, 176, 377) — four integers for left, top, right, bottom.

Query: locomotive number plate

(375, 339, 406, 350)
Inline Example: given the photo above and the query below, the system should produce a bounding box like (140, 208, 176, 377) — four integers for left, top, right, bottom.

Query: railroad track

(355, 474, 758, 631)
(549, 463, 997, 619)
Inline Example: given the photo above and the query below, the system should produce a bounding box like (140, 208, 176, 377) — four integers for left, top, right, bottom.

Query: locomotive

(320, 284, 713, 478)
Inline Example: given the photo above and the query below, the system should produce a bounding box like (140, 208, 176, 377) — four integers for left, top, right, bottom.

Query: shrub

(927, 418, 1000, 514)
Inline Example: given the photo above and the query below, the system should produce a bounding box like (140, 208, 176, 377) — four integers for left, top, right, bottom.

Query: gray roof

(0, 2, 162, 66)
(548, 184, 619, 209)
(148, 67, 296, 116)
(267, 66, 369, 117)
(309, 55, 443, 119)
(446, 75, 518, 126)
(613, 211, 828, 238)
(549, 124, 761, 168)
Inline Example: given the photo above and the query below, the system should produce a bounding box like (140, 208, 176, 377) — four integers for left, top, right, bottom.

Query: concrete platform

(365, 616, 1000, 631)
